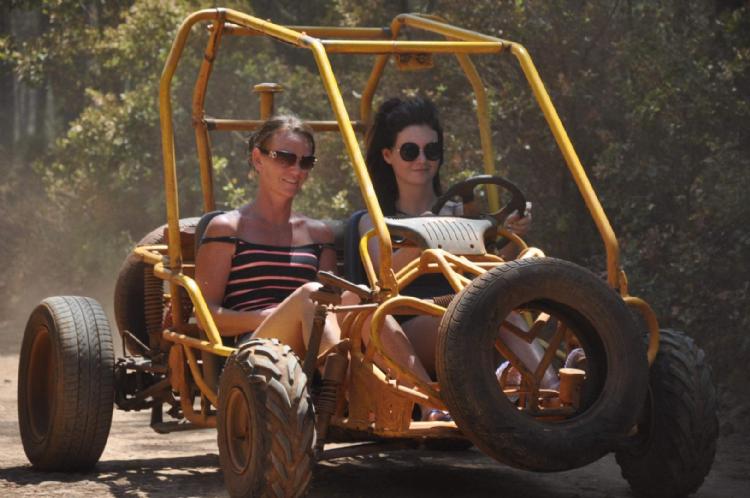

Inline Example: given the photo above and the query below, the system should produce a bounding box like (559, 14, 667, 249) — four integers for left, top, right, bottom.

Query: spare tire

(436, 258, 649, 471)
(114, 218, 200, 353)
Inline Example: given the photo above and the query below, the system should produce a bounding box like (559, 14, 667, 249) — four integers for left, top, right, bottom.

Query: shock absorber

(315, 341, 350, 455)
(143, 263, 164, 352)
(302, 285, 341, 379)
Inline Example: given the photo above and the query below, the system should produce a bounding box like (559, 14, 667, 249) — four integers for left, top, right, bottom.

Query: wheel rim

(26, 325, 55, 441)
(225, 386, 253, 474)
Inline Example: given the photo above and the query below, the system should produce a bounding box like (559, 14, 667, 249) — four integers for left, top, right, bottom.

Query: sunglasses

(258, 147, 317, 171)
(398, 141, 442, 162)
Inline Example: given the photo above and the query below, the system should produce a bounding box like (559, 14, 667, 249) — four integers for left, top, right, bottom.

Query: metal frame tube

(307, 39, 398, 293)
(222, 24, 392, 39)
(509, 43, 621, 287)
(624, 296, 660, 365)
(193, 15, 225, 213)
(454, 53, 500, 211)
(320, 40, 502, 53)
(367, 296, 445, 403)
(160, 10, 218, 326)
(205, 118, 366, 133)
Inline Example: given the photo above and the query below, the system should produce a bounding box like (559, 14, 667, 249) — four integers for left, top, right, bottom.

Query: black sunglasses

(258, 147, 317, 171)
(398, 142, 442, 162)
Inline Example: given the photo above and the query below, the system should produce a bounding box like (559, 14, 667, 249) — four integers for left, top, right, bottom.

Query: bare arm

(308, 218, 337, 273)
(194, 214, 274, 336)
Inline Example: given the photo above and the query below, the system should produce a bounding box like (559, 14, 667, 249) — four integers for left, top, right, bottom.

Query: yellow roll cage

(151, 8, 660, 414)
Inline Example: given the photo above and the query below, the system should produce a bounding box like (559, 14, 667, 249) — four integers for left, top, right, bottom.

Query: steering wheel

(430, 174, 527, 224)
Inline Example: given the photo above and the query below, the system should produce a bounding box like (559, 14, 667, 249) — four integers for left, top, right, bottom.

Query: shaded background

(1, 0, 748, 434)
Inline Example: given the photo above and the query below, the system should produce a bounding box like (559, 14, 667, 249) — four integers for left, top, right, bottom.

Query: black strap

(202, 237, 333, 250)
(200, 235, 238, 245)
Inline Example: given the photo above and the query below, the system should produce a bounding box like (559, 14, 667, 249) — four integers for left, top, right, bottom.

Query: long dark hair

(365, 97, 443, 215)
(247, 114, 315, 170)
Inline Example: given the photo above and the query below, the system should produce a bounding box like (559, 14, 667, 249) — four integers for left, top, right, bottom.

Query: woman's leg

(251, 282, 341, 357)
(499, 312, 558, 389)
(340, 290, 432, 384)
(401, 316, 442, 378)
(360, 314, 434, 385)
(340, 291, 447, 420)
(359, 311, 445, 420)
(403, 311, 558, 388)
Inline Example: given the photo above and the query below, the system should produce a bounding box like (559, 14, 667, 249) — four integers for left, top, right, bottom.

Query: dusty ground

(0, 352, 748, 498)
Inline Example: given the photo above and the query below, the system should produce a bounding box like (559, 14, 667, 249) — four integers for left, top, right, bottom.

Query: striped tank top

(202, 237, 332, 312)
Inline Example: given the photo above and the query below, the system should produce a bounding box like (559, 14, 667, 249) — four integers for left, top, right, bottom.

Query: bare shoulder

(296, 214, 334, 244)
(358, 212, 373, 235)
(204, 210, 240, 238)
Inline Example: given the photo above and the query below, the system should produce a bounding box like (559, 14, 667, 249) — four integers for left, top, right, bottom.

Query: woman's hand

(503, 201, 532, 236)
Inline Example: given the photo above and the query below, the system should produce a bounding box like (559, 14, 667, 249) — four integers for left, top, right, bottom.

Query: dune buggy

(18, 8, 718, 498)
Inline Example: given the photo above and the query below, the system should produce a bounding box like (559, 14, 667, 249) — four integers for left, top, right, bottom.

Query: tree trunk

(0, 2, 14, 162)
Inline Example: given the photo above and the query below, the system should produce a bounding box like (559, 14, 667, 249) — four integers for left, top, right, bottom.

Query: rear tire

(615, 329, 718, 498)
(18, 296, 115, 471)
(436, 258, 648, 471)
(218, 338, 315, 497)
(114, 217, 199, 353)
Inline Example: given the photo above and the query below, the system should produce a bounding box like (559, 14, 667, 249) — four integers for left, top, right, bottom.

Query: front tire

(615, 329, 718, 498)
(18, 296, 115, 471)
(217, 339, 315, 497)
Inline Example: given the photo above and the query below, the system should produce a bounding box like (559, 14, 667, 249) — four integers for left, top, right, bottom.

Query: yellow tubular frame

(192, 14, 225, 213)
(157, 8, 661, 414)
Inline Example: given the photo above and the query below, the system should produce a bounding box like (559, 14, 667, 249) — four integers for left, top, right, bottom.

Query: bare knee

(363, 315, 401, 348)
(340, 290, 360, 306)
(298, 281, 322, 296)
(289, 282, 322, 307)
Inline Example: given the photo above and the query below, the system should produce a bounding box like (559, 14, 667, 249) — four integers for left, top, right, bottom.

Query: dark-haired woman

(359, 98, 546, 419)
(194, 115, 340, 356)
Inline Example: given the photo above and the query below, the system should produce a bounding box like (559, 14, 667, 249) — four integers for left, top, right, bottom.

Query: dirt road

(1, 354, 748, 497)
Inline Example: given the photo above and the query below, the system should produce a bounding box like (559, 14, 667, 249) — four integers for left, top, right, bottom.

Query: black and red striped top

(201, 236, 330, 312)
